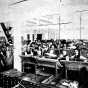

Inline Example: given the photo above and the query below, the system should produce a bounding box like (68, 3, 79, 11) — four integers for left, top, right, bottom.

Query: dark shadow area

(79, 67, 88, 88)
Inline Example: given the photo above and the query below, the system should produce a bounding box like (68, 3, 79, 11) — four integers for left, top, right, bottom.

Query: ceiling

(0, 0, 88, 22)
(7, 0, 88, 6)
(0, 0, 88, 39)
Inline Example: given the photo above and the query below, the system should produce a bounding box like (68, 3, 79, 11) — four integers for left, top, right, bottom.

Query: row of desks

(20, 55, 88, 70)
(20, 55, 88, 79)
(20, 55, 58, 68)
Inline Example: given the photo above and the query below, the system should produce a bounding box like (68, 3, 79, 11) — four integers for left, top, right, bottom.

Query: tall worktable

(20, 55, 88, 76)
(60, 60, 88, 79)
(20, 55, 60, 77)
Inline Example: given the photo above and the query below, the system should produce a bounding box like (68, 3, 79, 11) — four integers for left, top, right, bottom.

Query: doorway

(37, 34, 42, 41)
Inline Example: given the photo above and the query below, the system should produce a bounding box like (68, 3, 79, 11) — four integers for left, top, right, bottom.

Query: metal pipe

(80, 13, 82, 40)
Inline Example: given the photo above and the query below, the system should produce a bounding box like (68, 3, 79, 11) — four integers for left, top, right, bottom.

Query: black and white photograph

(0, 0, 88, 88)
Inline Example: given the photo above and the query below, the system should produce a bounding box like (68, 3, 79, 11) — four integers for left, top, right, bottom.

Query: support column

(13, 26, 22, 71)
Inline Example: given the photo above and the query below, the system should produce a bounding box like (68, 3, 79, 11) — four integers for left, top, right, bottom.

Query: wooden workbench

(20, 55, 58, 69)
(60, 60, 88, 79)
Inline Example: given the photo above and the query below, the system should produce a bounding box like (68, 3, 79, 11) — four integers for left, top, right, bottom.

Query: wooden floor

(0, 67, 88, 88)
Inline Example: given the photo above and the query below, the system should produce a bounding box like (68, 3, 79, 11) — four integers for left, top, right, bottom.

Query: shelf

(22, 62, 36, 65)
(37, 63, 56, 68)
(36, 69, 52, 76)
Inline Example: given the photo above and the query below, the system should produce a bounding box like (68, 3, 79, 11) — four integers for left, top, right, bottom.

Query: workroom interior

(0, 0, 88, 88)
